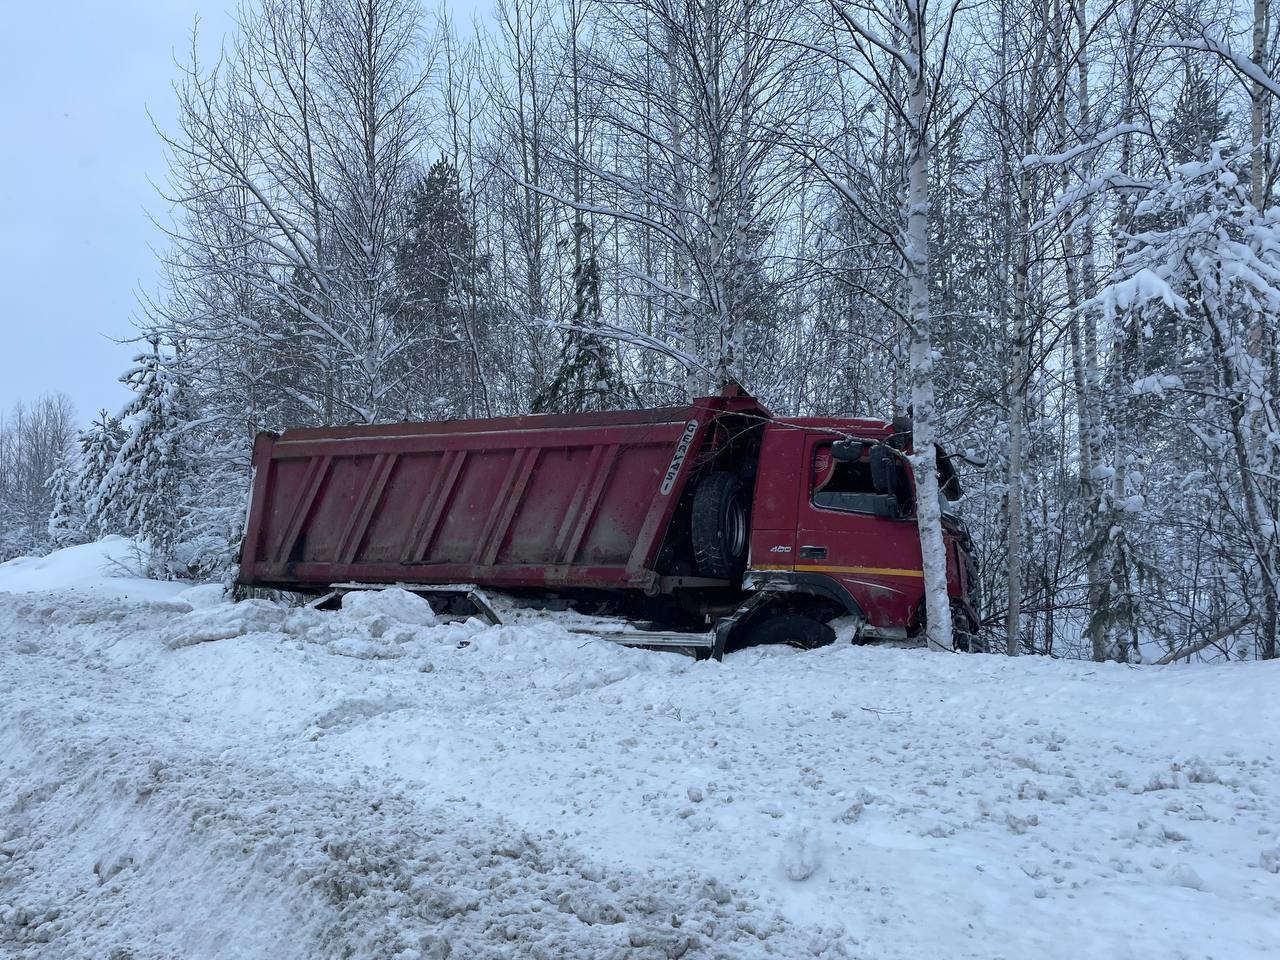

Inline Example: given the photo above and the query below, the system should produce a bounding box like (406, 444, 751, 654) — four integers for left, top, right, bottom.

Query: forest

(2, 0, 1278, 663)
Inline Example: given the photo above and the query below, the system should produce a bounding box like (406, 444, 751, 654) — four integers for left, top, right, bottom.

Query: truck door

(747, 425, 802, 569)
(795, 433, 925, 628)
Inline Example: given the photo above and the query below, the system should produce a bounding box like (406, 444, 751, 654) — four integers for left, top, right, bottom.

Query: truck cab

(741, 417, 980, 646)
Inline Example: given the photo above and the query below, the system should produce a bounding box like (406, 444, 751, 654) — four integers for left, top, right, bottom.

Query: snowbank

(0, 537, 189, 601)
(2, 587, 1278, 958)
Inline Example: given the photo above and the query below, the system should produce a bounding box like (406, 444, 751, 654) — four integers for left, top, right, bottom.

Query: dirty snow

(2, 551, 1278, 958)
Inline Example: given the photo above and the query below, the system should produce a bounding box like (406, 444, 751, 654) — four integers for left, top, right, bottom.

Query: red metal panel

(748, 425, 802, 567)
(557, 443, 618, 564)
(274, 404, 695, 442)
(576, 443, 660, 565)
(269, 423, 688, 461)
(401, 449, 466, 564)
(551, 443, 607, 563)
(238, 433, 277, 581)
(474, 446, 539, 565)
(627, 414, 708, 574)
(281, 560, 640, 590)
(240, 396, 776, 592)
(269, 455, 331, 564)
(336, 452, 396, 564)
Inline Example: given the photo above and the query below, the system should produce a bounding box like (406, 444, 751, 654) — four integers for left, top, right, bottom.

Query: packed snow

(2, 544, 1278, 958)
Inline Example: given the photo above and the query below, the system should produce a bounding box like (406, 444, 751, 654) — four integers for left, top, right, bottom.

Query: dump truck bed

(239, 395, 769, 593)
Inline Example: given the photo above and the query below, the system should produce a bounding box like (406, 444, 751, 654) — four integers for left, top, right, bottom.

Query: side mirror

(831, 439, 863, 462)
(869, 495, 900, 519)
(889, 415, 913, 449)
(871, 444, 916, 515)
(869, 445, 895, 494)
(937, 448, 963, 501)
(895, 461, 915, 514)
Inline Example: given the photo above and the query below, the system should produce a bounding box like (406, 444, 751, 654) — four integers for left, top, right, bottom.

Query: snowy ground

(2, 545, 1279, 958)
(0, 536, 186, 602)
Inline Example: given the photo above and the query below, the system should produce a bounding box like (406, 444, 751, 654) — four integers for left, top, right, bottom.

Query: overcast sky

(0, 2, 488, 425)
(0, 2, 238, 422)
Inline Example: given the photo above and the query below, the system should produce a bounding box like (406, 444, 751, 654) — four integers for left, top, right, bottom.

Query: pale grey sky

(0, 1, 236, 423)
(0, 2, 484, 425)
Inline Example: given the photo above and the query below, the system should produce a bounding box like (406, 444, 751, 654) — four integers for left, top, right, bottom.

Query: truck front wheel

(951, 602, 985, 652)
(691, 472, 749, 579)
(747, 614, 835, 650)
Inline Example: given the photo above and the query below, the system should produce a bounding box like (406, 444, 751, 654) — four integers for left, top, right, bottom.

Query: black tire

(952, 605, 985, 652)
(691, 472, 749, 579)
(747, 614, 836, 650)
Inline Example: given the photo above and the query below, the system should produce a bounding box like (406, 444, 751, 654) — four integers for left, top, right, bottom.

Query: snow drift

(1, 550, 1278, 957)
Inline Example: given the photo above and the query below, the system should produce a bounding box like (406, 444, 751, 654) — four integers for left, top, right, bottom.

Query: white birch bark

(1251, 0, 1268, 212)
(1073, 0, 1106, 661)
(1004, 0, 1051, 656)
(902, 0, 955, 653)
(1053, 0, 1106, 661)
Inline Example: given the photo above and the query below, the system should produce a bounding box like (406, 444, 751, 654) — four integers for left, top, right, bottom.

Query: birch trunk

(1251, 0, 1268, 213)
(1247, 0, 1277, 657)
(1005, 0, 1050, 656)
(1073, 0, 1106, 661)
(1005, 152, 1033, 658)
(1005, 169, 1029, 657)
(1053, 0, 1104, 659)
(904, 0, 954, 653)
(663, 23, 699, 399)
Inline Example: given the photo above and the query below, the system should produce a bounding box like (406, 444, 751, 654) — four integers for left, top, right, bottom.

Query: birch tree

(554, 0, 813, 397)
(158, 0, 434, 426)
(804, 0, 968, 650)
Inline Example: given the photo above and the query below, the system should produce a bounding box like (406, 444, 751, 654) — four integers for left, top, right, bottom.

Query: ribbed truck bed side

(238, 403, 726, 592)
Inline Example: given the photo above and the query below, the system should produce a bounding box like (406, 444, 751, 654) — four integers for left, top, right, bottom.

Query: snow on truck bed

(2, 563, 1278, 957)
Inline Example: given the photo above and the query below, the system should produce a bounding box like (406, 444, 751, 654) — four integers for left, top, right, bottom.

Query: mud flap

(711, 591, 778, 660)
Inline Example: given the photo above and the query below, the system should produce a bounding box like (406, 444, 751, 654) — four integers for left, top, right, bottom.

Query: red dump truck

(239, 385, 980, 657)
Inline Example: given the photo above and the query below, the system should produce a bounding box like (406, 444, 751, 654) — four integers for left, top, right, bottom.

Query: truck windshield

(811, 442, 901, 516)
(812, 439, 962, 519)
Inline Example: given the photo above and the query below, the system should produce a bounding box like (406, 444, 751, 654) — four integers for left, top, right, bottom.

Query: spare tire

(691, 471, 749, 578)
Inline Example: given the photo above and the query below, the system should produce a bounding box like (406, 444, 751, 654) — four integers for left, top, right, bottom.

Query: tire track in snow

(0, 595, 854, 960)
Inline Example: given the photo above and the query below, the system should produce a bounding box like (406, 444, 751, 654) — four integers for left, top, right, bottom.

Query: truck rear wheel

(691, 472, 749, 579)
(747, 614, 835, 650)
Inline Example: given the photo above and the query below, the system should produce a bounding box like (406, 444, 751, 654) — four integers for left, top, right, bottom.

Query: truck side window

(812, 442, 894, 515)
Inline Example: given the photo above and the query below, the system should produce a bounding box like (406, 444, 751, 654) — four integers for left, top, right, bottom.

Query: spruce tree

(534, 219, 631, 413)
(46, 458, 86, 548)
(99, 339, 196, 577)
(78, 409, 128, 539)
(394, 158, 488, 417)
(1167, 63, 1231, 165)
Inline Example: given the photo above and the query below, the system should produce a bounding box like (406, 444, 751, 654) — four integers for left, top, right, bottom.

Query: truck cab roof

(771, 416, 895, 438)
